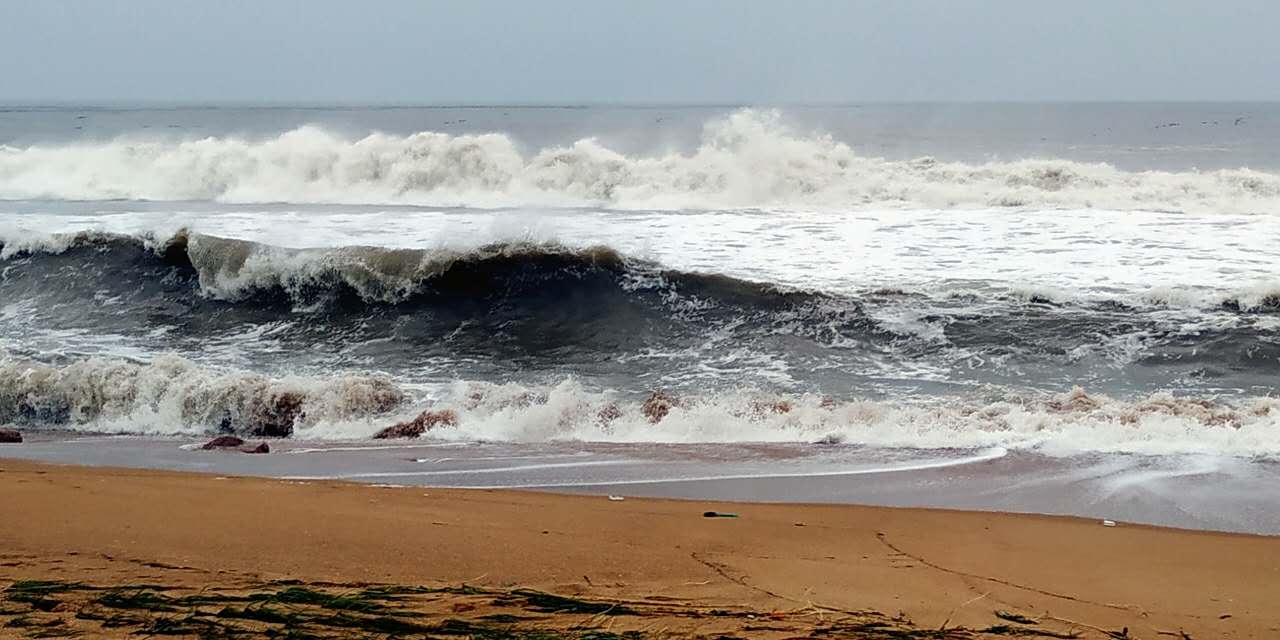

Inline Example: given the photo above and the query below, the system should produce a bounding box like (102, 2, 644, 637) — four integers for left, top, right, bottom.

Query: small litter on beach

(608, 495, 625, 501)
(703, 511, 738, 518)
(1102, 519, 1117, 527)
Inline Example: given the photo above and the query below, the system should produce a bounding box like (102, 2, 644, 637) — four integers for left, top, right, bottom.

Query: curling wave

(3, 229, 1279, 397)
(0, 228, 821, 308)
(2, 228, 1278, 312)
(2, 110, 1279, 212)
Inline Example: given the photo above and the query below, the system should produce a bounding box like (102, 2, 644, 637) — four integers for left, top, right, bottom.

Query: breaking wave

(2, 354, 1278, 457)
(2, 110, 1279, 213)
(2, 229, 1277, 312)
(429, 381, 1280, 457)
(3, 228, 1279, 396)
(0, 354, 407, 437)
(0, 229, 830, 321)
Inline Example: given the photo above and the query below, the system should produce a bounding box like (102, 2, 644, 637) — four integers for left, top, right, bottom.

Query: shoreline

(6, 435, 1280, 536)
(3, 458, 1279, 638)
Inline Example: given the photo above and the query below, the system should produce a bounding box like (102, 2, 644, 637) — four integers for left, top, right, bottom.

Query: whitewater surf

(1, 105, 1278, 531)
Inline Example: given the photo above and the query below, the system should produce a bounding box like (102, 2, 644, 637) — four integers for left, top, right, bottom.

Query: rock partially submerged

(200, 436, 270, 454)
(0, 427, 22, 443)
(641, 391, 680, 423)
(749, 399, 793, 416)
(201, 436, 246, 450)
(596, 403, 623, 427)
(373, 409, 459, 439)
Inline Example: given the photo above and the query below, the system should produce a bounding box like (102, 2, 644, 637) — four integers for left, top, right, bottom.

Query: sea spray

(2, 356, 1278, 457)
(2, 110, 1278, 213)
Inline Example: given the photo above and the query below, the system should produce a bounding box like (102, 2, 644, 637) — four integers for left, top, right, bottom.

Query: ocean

(1, 103, 1278, 532)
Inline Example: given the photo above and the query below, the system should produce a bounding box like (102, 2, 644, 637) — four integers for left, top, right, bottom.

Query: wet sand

(7, 435, 1280, 535)
(2, 458, 1279, 638)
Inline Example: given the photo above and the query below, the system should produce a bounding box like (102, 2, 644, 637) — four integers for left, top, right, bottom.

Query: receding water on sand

(5, 435, 1279, 535)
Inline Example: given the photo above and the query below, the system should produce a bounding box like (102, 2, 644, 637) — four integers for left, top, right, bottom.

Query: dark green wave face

(1, 231, 1277, 407)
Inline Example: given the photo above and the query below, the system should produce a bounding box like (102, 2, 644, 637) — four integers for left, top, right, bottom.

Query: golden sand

(1, 459, 1277, 638)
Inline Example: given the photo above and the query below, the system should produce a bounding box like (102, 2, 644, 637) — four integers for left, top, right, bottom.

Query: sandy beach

(5, 3, 1280, 638)
(1, 458, 1277, 638)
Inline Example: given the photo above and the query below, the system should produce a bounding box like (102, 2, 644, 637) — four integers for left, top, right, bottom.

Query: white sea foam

(2, 110, 1278, 213)
(15, 354, 1275, 457)
(0, 354, 406, 437)
(3, 354, 1278, 456)
(414, 380, 1280, 457)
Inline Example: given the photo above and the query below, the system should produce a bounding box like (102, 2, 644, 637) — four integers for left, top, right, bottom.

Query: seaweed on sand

(96, 588, 181, 612)
(247, 586, 397, 614)
(501, 589, 636, 616)
(0, 578, 1099, 639)
(3, 580, 91, 612)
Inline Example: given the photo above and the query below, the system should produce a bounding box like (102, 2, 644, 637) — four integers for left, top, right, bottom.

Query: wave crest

(3, 110, 1278, 212)
(0, 355, 407, 437)
(421, 381, 1280, 457)
(4, 229, 1278, 314)
(0, 229, 807, 309)
(5, 355, 1278, 457)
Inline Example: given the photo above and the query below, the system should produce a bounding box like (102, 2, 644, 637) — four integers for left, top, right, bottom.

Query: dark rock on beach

(0, 427, 22, 443)
(373, 421, 422, 439)
(201, 436, 270, 453)
(642, 391, 679, 423)
(201, 436, 246, 450)
(596, 403, 623, 427)
(750, 399, 793, 415)
(373, 409, 459, 439)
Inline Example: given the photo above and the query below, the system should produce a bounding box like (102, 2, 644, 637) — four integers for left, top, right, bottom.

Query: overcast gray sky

(3, 0, 1278, 103)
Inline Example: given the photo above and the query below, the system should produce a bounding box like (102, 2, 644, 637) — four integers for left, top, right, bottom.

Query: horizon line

(2, 99, 1279, 110)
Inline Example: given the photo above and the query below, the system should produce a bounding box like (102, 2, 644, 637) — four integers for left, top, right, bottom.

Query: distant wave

(2, 110, 1278, 212)
(2, 355, 1278, 457)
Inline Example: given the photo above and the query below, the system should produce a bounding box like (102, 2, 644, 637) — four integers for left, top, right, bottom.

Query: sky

(3, 0, 1279, 104)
